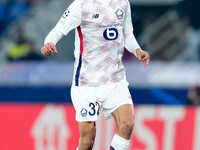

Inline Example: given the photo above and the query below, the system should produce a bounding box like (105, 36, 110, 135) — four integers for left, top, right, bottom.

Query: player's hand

(136, 48, 150, 67)
(41, 42, 58, 56)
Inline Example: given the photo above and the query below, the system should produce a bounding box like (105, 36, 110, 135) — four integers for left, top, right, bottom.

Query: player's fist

(41, 42, 58, 56)
(136, 48, 150, 67)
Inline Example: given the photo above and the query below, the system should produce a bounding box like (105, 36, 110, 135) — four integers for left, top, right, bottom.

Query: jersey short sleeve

(44, 0, 82, 45)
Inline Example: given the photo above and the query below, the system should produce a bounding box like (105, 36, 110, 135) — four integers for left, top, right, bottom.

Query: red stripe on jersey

(77, 26, 83, 56)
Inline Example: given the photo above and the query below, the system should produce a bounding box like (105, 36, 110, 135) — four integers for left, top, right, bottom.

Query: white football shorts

(70, 79, 133, 122)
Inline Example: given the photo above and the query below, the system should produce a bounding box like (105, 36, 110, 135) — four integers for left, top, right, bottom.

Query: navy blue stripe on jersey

(75, 26, 83, 86)
(75, 54, 82, 86)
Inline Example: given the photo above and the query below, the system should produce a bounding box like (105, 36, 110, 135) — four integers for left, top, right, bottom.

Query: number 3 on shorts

(89, 102, 100, 116)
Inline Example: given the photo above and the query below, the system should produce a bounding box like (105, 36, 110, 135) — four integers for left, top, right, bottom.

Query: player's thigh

(78, 121, 96, 139)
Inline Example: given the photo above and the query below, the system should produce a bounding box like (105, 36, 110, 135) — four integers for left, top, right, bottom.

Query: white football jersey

(45, 0, 139, 86)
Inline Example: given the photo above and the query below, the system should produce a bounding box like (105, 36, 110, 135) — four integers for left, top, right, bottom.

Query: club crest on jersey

(80, 108, 87, 117)
(115, 9, 124, 19)
(62, 9, 70, 18)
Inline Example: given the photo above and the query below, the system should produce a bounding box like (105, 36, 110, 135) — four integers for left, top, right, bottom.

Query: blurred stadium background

(0, 0, 200, 150)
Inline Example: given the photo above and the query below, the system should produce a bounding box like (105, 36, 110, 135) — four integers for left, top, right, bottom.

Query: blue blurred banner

(0, 61, 74, 86)
(0, 61, 199, 88)
(0, 61, 197, 105)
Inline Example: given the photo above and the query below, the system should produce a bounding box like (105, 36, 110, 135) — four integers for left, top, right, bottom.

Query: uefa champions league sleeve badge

(62, 9, 70, 18)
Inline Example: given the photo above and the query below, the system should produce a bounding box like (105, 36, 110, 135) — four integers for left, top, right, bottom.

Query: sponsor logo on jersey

(99, 23, 121, 28)
(115, 9, 124, 19)
(80, 108, 87, 117)
(92, 14, 99, 19)
(103, 28, 118, 40)
(62, 9, 70, 18)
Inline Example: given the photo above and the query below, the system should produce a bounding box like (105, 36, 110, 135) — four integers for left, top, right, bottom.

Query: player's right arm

(41, 0, 81, 56)
(41, 42, 57, 56)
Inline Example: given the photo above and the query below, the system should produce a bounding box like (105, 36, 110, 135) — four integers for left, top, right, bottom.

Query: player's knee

(81, 137, 95, 150)
(118, 118, 135, 136)
(123, 120, 134, 132)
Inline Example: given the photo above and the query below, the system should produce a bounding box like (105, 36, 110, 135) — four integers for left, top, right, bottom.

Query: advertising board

(0, 104, 199, 150)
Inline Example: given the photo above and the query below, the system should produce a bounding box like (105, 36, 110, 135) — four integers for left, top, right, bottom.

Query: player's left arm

(124, 33, 149, 67)
(136, 48, 149, 67)
(123, 0, 149, 67)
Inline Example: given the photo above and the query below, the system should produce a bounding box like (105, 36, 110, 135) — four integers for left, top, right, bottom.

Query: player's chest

(81, 0, 128, 25)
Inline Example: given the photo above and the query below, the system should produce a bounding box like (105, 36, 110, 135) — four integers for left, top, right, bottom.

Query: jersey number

(103, 28, 118, 40)
(89, 102, 100, 116)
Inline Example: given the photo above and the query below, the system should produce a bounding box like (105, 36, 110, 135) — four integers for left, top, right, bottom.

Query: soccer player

(41, 0, 149, 149)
